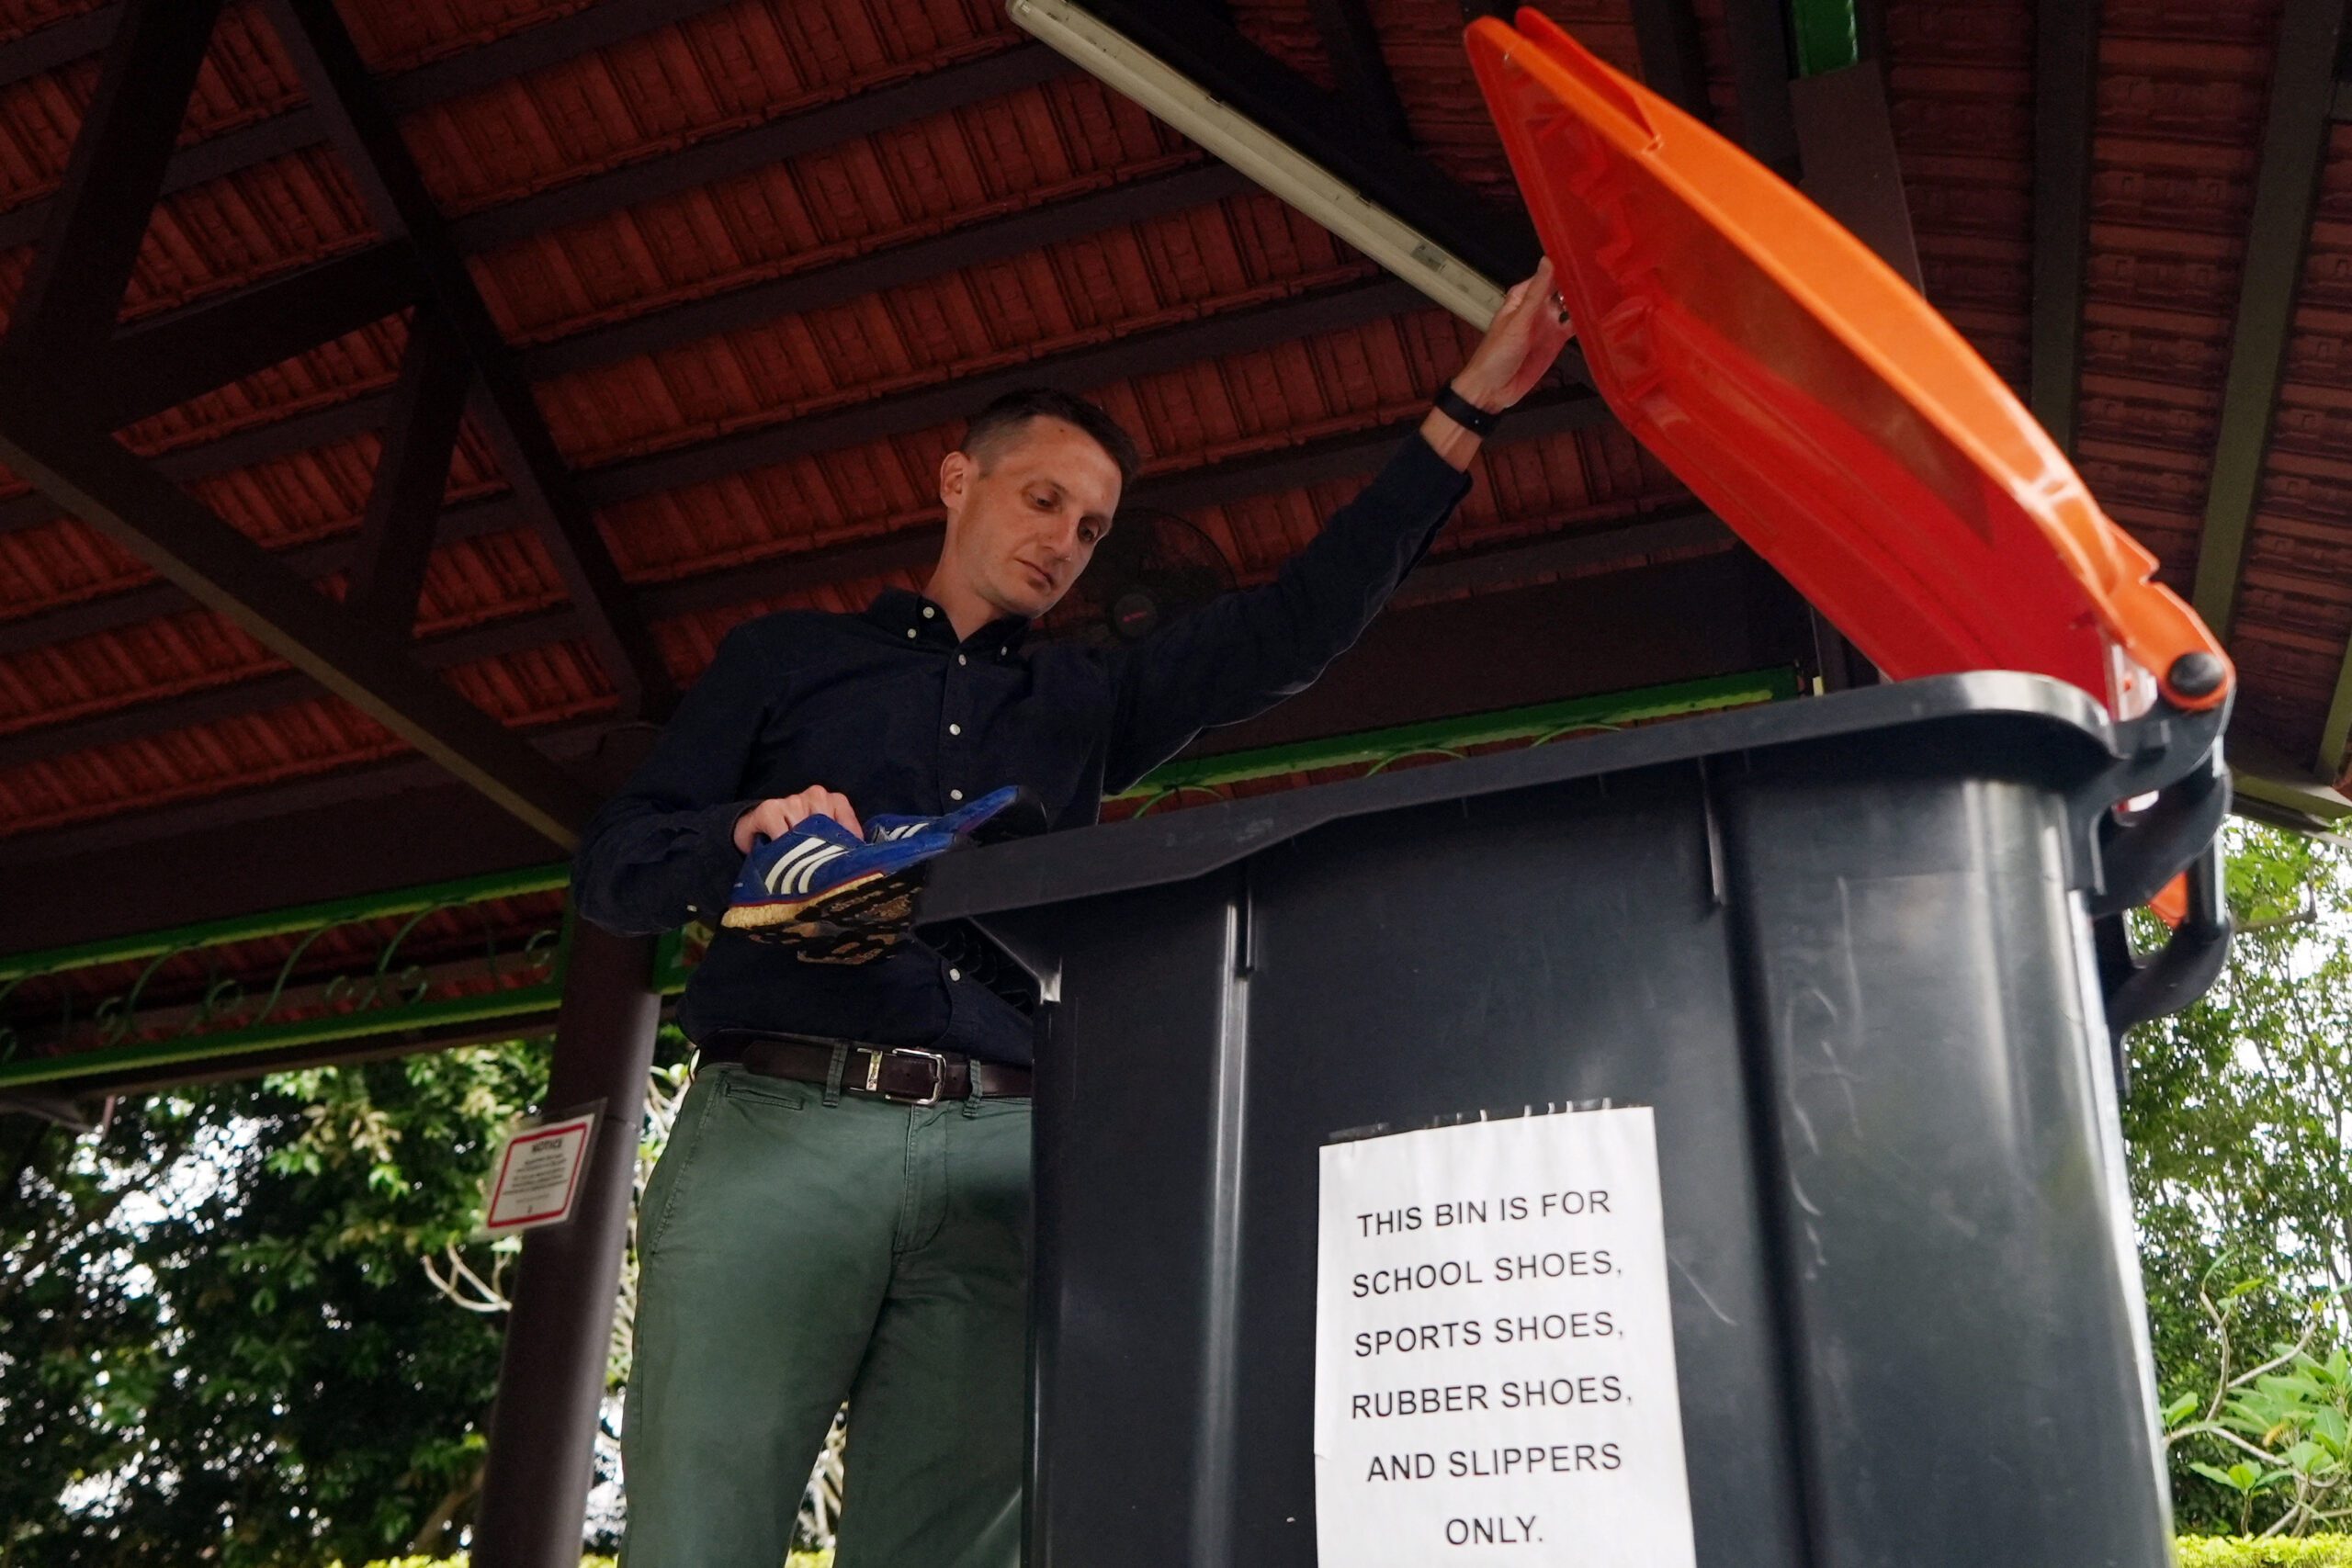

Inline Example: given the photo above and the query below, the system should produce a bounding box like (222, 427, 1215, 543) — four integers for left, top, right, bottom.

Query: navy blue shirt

(571, 434, 1472, 1063)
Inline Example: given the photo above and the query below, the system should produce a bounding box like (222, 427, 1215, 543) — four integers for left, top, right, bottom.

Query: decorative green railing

(0, 669, 1798, 1092)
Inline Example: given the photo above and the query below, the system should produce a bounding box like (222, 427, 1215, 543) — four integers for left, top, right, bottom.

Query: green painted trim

(7, 670, 1801, 984)
(2233, 768, 2352, 825)
(0, 863, 571, 985)
(0, 668, 1801, 1087)
(0, 982, 568, 1089)
(1790, 0, 1859, 75)
(1111, 670, 1801, 797)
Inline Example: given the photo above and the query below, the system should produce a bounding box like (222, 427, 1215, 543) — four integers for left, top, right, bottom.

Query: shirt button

(949, 788, 964, 801)
(949, 967, 962, 982)
(957, 653, 967, 666)
(948, 723, 962, 736)
(906, 627, 917, 639)
(922, 605, 936, 619)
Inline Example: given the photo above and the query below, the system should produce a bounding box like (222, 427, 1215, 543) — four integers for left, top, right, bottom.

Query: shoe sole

(719, 864, 929, 962)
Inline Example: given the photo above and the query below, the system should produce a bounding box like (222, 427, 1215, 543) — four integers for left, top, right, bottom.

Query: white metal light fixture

(1008, 0, 1507, 329)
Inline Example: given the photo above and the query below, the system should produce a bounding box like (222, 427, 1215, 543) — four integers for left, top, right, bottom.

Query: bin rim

(920, 671, 2130, 923)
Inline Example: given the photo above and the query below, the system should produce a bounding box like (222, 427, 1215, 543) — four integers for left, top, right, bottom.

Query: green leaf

(2188, 1461, 2250, 1492)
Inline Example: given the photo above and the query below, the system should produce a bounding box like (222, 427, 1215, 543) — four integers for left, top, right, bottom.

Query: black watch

(1433, 383, 1501, 437)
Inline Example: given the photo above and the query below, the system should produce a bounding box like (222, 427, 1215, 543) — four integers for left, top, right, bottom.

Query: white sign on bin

(483, 1111, 598, 1234)
(1314, 1107, 1697, 1566)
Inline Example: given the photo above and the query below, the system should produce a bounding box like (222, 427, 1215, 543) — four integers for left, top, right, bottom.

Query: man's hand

(734, 786, 864, 854)
(1451, 256, 1577, 414)
(1419, 259, 1577, 469)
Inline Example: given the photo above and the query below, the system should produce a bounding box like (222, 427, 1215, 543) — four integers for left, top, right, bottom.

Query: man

(572, 260, 1574, 1567)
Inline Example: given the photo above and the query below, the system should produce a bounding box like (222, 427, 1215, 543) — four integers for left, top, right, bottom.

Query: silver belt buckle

(874, 1047, 948, 1105)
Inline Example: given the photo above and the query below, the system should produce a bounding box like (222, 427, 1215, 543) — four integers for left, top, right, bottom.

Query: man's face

(937, 416, 1125, 621)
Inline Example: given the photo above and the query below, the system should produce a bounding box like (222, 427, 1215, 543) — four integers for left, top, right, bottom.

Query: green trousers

(621, 1061, 1030, 1568)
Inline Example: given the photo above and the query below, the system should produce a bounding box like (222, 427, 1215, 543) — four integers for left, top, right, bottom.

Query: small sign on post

(1314, 1106, 1697, 1566)
(482, 1109, 599, 1234)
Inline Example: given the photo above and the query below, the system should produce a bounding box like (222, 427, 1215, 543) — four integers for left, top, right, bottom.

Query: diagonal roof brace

(266, 0, 676, 722)
(0, 371, 597, 849)
(2191, 0, 2351, 645)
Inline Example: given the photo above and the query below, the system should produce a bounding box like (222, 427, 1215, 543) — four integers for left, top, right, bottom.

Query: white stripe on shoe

(762, 840, 849, 896)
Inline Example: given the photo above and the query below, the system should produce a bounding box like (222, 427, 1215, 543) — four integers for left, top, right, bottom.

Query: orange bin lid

(1465, 10, 2231, 716)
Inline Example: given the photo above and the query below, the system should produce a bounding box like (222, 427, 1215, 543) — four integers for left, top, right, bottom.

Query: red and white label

(483, 1112, 598, 1232)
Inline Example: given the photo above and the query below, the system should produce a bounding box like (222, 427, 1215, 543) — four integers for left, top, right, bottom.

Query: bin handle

(2087, 743, 2229, 919)
(2100, 836, 2232, 1039)
(2075, 694, 2234, 1041)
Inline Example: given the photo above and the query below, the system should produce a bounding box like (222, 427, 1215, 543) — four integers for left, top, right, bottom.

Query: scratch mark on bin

(1788, 1096, 1820, 1157)
(1669, 1252, 1737, 1325)
(1788, 1170, 1824, 1218)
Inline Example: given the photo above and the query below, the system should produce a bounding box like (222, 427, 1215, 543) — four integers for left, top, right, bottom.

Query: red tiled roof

(0, 0, 2336, 889)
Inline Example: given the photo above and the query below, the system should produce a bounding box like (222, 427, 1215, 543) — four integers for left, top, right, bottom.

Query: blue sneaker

(865, 785, 1046, 847)
(721, 813, 953, 952)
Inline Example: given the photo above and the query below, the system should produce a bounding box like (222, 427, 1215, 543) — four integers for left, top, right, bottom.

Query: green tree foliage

(2130, 824, 2352, 1534)
(0, 1044, 547, 1566)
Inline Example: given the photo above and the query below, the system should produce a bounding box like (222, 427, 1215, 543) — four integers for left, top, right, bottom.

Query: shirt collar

(864, 588, 1031, 656)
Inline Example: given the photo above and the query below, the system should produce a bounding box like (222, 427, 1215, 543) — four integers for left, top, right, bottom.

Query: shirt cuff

(1386, 430, 1477, 514)
(685, 798, 762, 919)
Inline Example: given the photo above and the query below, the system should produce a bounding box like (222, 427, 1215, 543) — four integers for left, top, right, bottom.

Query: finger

(820, 792, 863, 839)
(737, 801, 783, 853)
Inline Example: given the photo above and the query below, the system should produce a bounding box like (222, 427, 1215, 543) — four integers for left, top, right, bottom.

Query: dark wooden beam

(2030, 0, 2098, 452)
(1306, 0, 1410, 143)
(0, 6, 124, 86)
(0, 717, 614, 878)
(0, 369, 597, 847)
(0, 541, 1770, 872)
(0, 215, 1392, 644)
(519, 161, 1250, 379)
(0, 159, 1239, 544)
(0, 388, 1611, 768)
(267, 0, 674, 719)
(1077, 0, 1539, 283)
(4, 0, 223, 367)
(96, 244, 424, 428)
(1791, 62, 1923, 290)
(0, 0, 742, 252)
(347, 312, 472, 633)
(1626, 0, 1713, 120)
(584, 275, 1428, 507)
(447, 44, 1073, 254)
(0, 390, 398, 538)
(2193, 0, 2352, 643)
(1717, 0, 1803, 180)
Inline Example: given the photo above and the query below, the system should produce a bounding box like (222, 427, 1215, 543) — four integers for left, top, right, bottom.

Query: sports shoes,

(720, 812, 952, 953)
(864, 785, 1046, 847)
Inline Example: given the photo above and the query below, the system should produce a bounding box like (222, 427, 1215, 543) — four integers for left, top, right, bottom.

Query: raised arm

(1102, 262, 1575, 789)
(571, 620, 773, 935)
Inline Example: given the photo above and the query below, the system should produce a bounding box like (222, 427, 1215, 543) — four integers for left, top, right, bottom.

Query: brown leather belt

(699, 1030, 1031, 1105)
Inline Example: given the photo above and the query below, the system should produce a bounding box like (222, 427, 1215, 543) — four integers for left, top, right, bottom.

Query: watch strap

(1433, 383, 1501, 436)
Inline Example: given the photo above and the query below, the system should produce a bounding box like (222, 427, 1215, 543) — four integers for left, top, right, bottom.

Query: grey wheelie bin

(918, 671, 2232, 1568)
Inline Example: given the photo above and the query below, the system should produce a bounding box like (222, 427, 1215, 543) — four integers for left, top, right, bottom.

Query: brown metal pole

(471, 915, 661, 1567)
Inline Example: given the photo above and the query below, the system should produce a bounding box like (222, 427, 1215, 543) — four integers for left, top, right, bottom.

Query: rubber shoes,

(720, 813, 951, 947)
(864, 785, 1046, 848)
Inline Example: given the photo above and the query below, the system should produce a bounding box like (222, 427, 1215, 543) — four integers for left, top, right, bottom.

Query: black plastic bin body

(919, 674, 2211, 1568)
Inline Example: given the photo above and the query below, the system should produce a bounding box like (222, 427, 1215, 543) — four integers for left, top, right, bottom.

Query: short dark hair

(961, 387, 1140, 488)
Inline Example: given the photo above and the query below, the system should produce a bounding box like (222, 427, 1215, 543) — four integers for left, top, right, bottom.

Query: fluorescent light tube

(1008, 0, 1507, 328)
